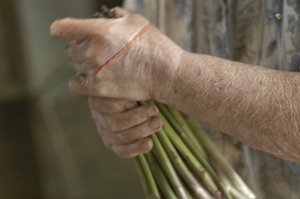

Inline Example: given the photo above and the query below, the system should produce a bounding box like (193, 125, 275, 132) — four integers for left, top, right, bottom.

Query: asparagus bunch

(93, 6, 255, 199)
(134, 101, 256, 199)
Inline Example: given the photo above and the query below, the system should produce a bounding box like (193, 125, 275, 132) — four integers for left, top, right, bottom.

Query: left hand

(89, 97, 162, 158)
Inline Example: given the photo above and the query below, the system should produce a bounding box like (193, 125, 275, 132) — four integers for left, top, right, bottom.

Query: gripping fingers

(65, 41, 87, 63)
(74, 60, 98, 75)
(103, 104, 159, 132)
(89, 97, 136, 113)
(108, 116, 162, 145)
(110, 137, 153, 158)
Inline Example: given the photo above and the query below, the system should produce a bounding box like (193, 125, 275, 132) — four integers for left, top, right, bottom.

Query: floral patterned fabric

(124, 0, 300, 198)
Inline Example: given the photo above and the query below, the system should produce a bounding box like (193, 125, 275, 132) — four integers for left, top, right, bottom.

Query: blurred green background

(0, 0, 144, 198)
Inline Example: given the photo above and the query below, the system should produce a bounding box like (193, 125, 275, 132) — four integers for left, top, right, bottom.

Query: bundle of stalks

(93, 6, 256, 199)
(134, 101, 256, 199)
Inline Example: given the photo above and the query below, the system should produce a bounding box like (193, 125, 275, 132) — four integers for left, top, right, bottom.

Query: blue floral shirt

(124, 0, 300, 198)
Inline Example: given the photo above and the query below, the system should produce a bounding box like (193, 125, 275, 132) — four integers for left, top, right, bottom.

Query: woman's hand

(50, 7, 183, 101)
(89, 97, 162, 158)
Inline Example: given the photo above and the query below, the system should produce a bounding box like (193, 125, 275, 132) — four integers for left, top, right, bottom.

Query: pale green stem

(185, 117, 256, 199)
(145, 152, 178, 199)
(134, 157, 152, 199)
(161, 105, 232, 199)
(151, 133, 191, 199)
(137, 154, 161, 199)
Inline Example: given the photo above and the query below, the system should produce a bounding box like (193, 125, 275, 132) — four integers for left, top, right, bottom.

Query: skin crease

(50, 7, 300, 162)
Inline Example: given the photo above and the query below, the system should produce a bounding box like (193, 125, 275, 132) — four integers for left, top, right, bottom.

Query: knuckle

(86, 48, 96, 59)
(140, 104, 157, 118)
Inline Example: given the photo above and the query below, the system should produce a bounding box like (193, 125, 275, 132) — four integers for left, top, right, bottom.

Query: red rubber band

(87, 23, 151, 78)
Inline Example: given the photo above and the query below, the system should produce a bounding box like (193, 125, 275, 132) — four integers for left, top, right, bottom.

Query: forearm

(156, 52, 300, 162)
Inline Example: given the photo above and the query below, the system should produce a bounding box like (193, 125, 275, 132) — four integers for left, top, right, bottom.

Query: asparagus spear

(145, 152, 178, 199)
(141, 101, 209, 199)
(156, 128, 212, 199)
(156, 102, 206, 158)
(160, 105, 232, 199)
(151, 133, 191, 199)
(134, 158, 152, 199)
(149, 104, 221, 198)
(137, 155, 161, 199)
(185, 117, 256, 199)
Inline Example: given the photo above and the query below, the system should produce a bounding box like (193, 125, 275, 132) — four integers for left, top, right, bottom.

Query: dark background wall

(0, 0, 144, 198)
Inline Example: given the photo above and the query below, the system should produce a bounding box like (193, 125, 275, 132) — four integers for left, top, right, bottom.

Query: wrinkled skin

(88, 97, 163, 158)
(51, 7, 182, 101)
(51, 7, 300, 161)
(50, 8, 180, 157)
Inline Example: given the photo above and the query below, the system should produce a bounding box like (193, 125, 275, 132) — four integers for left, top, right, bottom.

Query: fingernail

(125, 102, 137, 110)
(147, 105, 158, 117)
(150, 117, 162, 129)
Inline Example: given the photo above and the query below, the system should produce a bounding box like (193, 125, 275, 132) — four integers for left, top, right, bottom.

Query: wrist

(151, 43, 185, 104)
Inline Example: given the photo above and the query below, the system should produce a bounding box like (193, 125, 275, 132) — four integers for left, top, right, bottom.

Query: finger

(89, 97, 136, 113)
(65, 41, 87, 62)
(109, 116, 162, 145)
(110, 137, 153, 158)
(69, 74, 96, 95)
(74, 60, 99, 75)
(69, 72, 115, 96)
(111, 7, 130, 18)
(50, 18, 95, 41)
(103, 104, 159, 132)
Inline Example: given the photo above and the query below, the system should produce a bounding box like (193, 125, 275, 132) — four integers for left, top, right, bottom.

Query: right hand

(50, 7, 183, 102)
(89, 97, 163, 158)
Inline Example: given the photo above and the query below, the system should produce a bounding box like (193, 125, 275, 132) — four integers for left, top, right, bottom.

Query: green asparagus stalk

(141, 101, 208, 199)
(161, 105, 232, 199)
(151, 133, 191, 199)
(218, 172, 250, 199)
(134, 158, 152, 199)
(152, 105, 221, 198)
(145, 152, 178, 199)
(185, 116, 256, 199)
(156, 128, 211, 199)
(135, 100, 254, 199)
(137, 155, 161, 199)
(156, 102, 206, 158)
